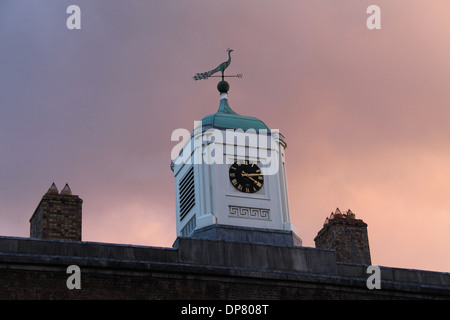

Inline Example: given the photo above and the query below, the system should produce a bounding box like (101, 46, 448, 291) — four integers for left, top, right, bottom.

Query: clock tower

(171, 81, 301, 247)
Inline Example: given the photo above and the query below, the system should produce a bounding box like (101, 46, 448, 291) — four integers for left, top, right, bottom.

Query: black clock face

(229, 160, 264, 193)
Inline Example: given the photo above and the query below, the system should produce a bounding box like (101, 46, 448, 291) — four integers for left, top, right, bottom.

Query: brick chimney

(314, 208, 371, 265)
(29, 183, 82, 241)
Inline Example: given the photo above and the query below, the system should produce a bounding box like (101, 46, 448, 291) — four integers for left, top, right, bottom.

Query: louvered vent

(179, 167, 195, 220)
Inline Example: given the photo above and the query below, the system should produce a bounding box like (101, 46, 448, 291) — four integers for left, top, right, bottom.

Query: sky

(1, 0, 450, 273)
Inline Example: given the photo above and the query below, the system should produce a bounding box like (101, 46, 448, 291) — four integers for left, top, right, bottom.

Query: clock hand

(247, 176, 257, 183)
(241, 173, 263, 177)
(243, 174, 262, 186)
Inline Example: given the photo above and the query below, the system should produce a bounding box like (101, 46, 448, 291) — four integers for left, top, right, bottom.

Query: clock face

(229, 160, 264, 193)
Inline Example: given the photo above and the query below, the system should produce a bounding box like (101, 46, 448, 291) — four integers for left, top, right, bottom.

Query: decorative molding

(181, 215, 196, 237)
(229, 205, 270, 221)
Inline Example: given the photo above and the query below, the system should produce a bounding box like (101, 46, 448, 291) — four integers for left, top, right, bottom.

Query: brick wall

(0, 266, 382, 300)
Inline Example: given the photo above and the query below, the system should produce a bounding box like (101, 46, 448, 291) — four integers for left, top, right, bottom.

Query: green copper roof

(201, 96, 270, 132)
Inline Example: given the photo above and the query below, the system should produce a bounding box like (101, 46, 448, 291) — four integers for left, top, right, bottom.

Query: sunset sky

(1, 0, 450, 273)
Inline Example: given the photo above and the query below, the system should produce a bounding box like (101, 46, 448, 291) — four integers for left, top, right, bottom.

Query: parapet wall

(0, 236, 449, 299)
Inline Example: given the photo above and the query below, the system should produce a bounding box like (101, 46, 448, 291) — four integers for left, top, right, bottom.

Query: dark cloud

(1, 1, 449, 272)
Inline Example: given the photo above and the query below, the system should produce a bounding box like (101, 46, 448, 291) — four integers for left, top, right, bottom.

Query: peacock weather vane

(193, 49, 243, 81)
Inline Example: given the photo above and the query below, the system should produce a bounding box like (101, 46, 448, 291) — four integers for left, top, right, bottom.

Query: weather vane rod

(192, 49, 243, 81)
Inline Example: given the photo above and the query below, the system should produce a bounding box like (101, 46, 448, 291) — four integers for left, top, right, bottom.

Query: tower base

(174, 224, 302, 248)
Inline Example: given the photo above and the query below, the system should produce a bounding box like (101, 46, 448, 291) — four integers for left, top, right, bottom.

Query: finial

(217, 80, 230, 94)
(60, 183, 72, 195)
(46, 183, 59, 195)
(346, 209, 355, 219)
